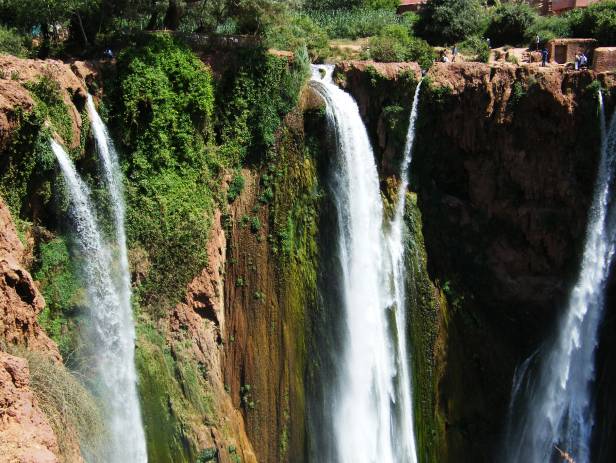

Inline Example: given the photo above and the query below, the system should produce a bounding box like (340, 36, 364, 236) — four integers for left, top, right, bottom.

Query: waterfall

(310, 65, 419, 463)
(51, 135, 147, 462)
(385, 80, 422, 463)
(505, 92, 616, 463)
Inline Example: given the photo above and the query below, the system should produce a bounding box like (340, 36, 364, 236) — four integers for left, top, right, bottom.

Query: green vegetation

(403, 193, 445, 463)
(568, 0, 616, 45)
(0, 108, 54, 217)
(307, 8, 401, 39)
(368, 23, 435, 67)
(0, 25, 28, 56)
(33, 237, 81, 356)
(227, 171, 245, 203)
(459, 35, 490, 63)
(135, 322, 194, 463)
(416, 0, 486, 45)
(486, 2, 536, 48)
(264, 13, 329, 61)
(216, 46, 309, 166)
(25, 76, 74, 145)
(108, 34, 216, 311)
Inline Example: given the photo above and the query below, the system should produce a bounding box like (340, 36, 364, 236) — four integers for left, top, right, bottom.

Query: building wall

(593, 48, 616, 73)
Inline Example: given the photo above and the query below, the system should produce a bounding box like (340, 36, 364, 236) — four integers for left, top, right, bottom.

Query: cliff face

(222, 92, 325, 463)
(340, 60, 616, 462)
(0, 199, 60, 360)
(0, 351, 60, 463)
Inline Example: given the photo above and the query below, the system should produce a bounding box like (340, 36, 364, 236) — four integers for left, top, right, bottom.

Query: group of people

(575, 52, 589, 70)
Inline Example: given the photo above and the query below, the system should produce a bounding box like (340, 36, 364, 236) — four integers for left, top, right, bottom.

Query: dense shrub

(307, 8, 400, 39)
(362, 0, 399, 9)
(460, 35, 490, 63)
(368, 24, 435, 68)
(526, 14, 572, 48)
(34, 237, 81, 356)
(0, 26, 28, 57)
(265, 13, 329, 60)
(216, 47, 309, 165)
(568, 0, 616, 46)
(416, 0, 487, 45)
(111, 34, 216, 310)
(486, 2, 537, 47)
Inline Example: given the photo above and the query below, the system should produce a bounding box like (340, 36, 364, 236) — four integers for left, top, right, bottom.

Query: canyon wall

(1, 42, 616, 463)
(340, 60, 616, 462)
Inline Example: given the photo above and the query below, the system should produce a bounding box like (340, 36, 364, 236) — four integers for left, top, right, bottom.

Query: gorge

(0, 36, 615, 463)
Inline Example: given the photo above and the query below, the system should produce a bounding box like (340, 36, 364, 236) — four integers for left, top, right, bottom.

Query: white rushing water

(311, 65, 419, 463)
(385, 80, 422, 463)
(506, 92, 616, 463)
(52, 134, 147, 462)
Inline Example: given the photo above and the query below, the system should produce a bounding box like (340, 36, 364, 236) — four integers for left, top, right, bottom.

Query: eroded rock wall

(340, 60, 616, 463)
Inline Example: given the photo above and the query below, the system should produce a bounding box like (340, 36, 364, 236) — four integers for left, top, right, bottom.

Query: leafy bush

(265, 13, 330, 60)
(216, 48, 308, 165)
(486, 2, 538, 47)
(526, 14, 571, 47)
(227, 172, 245, 202)
(460, 35, 490, 63)
(416, 0, 487, 45)
(33, 237, 81, 356)
(362, 0, 399, 9)
(568, 0, 616, 45)
(25, 76, 73, 145)
(111, 34, 216, 310)
(368, 24, 435, 68)
(0, 26, 28, 57)
(307, 8, 401, 39)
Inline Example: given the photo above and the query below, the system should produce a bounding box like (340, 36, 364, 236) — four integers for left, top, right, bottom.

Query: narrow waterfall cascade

(51, 138, 147, 463)
(385, 80, 422, 463)
(310, 64, 419, 463)
(505, 92, 616, 463)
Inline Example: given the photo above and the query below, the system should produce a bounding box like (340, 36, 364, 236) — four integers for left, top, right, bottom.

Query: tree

(415, 0, 487, 45)
(2, 0, 100, 51)
(486, 1, 537, 47)
(568, 0, 616, 46)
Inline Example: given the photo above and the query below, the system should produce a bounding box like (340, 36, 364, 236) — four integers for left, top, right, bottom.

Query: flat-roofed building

(397, 0, 426, 14)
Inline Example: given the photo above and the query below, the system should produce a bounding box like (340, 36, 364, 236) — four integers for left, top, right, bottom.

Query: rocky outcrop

(0, 351, 59, 463)
(0, 199, 59, 360)
(335, 60, 422, 177)
(413, 63, 612, 462)
(342, 60, 616, 462)
(0, 56, 88, 149)
(166, 209, 256, 463)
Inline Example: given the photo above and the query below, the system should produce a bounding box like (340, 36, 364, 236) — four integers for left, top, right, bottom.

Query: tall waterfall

(310, 65, 419, 463)
(505, 92, 616, 463)
(385, 80, 422, 463)
(51, 126, 147, 461)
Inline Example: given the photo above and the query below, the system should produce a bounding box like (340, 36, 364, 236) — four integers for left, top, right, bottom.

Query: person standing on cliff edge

(536, 34, 540, 51)
(541, 47, 548, 67)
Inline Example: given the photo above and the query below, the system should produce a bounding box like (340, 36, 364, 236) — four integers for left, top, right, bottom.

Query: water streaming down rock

(51, 138, 147, 463)
(310, 65, 418, 463)
(385, 80, 422, 463)
(505, 92, 616, 463)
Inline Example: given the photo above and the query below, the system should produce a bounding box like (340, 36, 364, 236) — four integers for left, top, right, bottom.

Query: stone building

(592, 47, 616, 73)
(546, 38, 597, 64)
(397, 0, 426, 14)
(507, 0, 600, 15)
